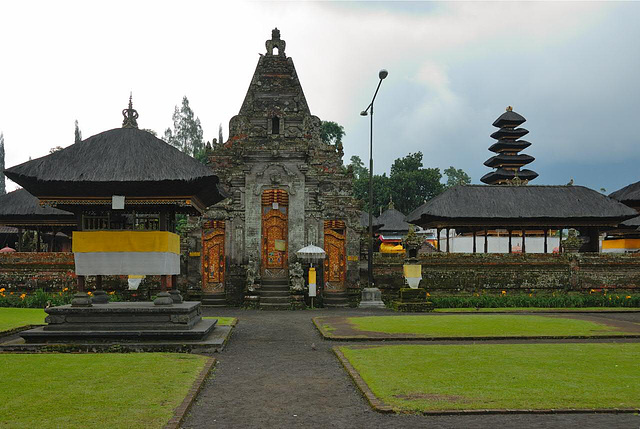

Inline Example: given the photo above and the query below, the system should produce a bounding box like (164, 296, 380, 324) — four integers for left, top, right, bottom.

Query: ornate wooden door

(261, 189, 288, 277)
(324, 220, 346, 291)
(202, 220, 225, 293)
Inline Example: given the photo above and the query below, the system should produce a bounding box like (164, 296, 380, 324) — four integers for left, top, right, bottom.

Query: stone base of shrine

(6, 301, 230, 352)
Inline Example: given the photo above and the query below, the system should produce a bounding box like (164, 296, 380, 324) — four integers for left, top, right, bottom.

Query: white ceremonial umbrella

(296, 244, 326, 263)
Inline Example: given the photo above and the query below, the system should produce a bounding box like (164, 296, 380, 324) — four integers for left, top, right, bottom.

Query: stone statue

(246, 257, 259, 293)
(289, 262, 305, 292)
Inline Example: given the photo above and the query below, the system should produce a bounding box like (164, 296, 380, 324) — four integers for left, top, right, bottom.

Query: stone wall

(373, 253, 640, 301)
(0, 252, 161, 294)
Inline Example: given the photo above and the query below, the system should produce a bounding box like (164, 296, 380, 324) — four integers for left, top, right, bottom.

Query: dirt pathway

(182, 308, 639, 429)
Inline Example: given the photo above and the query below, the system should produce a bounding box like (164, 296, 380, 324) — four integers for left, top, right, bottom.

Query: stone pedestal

(20, 302, 216, 343)
(154, 291, 174, 306)
(91, 290, 110, 304)
(71, 292, 92, 307)
(392, 287, 434, 312)
(358, 287, 385, 308)
(169, 290, 183, 303)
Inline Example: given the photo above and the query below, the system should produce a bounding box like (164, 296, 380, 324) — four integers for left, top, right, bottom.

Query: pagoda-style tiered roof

(481, 107, 538, 185)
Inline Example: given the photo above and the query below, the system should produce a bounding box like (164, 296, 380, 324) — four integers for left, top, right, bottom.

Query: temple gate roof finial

(266, 27, 286, 57)
(122, 92, 139, 129)
(506, 106, 513, 112)
(388, 194, 394, 210)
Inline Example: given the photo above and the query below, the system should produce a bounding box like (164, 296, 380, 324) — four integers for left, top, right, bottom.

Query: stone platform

(16, 302, 222, 348)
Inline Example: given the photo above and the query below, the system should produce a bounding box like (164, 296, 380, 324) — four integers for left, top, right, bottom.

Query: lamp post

(360, 69, 388, 289)
(358, 70, 388, 309)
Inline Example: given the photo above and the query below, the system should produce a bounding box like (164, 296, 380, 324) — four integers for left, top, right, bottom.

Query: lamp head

(378, 69, 388, 80)
(360, 110, 368, 116)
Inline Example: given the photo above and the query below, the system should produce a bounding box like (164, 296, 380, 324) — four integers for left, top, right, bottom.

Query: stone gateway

(190, 29, 361, 307)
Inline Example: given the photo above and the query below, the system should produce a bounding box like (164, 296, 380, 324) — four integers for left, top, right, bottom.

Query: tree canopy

(163, 96, 205, 159)
(74, 120, 82, 143)
(320, 121, 345, 145)
(348, 151, 470, 215)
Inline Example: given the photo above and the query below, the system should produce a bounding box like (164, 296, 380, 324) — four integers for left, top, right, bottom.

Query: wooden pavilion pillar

(436, 228, 441, 252)
(508, 229, 512, 254)
(17, 227, 23, 252)
(472, 230, 477, 254)
(446, 228, 451, 253)
(522, 229, 526, 254)
(484, 229, 488, 253)
(559, 228, 564, 253)
(543, 229, 548, 254)
(35, 226, 40, 252)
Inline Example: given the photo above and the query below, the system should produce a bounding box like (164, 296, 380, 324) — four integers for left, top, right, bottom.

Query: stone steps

(260, 278, 290, 310)
(201, 293, 226, 308)
(324, 292, 349, 308)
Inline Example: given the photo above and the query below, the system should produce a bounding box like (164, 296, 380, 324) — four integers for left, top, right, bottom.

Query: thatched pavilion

(0, 188, 75, 251)
(406, 185, 637, 253)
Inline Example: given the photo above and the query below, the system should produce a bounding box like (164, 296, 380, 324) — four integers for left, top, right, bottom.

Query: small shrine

(481, 107, 538, 185)
(4, 98, 227, 348)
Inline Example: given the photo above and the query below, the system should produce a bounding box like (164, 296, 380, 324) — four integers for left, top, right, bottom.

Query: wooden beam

(484, 229, 488, 253)
(446, 228, 450, 253)
(472, 230, 477, 254)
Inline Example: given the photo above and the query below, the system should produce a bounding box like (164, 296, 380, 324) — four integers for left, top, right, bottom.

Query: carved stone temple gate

(188, 29, 361, 306)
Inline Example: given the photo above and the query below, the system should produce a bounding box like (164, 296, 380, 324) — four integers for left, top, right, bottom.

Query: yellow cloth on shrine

(72, 231, 180, 254)
(403, 264, 422, 278)
(308, 267, 316, 285)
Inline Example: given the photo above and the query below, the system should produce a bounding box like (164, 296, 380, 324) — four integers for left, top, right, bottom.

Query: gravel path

(182, 308, 640, 429)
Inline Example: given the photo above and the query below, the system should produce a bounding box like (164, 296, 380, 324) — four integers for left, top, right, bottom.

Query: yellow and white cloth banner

(73, 231, 180, 275)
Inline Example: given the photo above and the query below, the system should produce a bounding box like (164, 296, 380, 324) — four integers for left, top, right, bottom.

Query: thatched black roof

(359, 211, 380, 228)
(4, 128, 224, 209)
(0, 189, 74, 226)
(620, 215, 640, 229)
(480, 168, 538, 184)
(488, 140, 531, 153)
(490, 128, 529, 140)
(406, 185, 637, 228)
(492, 110, 526, 128)
(484, 154, 535, 168)
(610, 181, 640, 205)
(377, 207, 410, 233)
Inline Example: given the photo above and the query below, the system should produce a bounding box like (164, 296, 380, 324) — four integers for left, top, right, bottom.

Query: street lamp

(361, 69, 388, 290)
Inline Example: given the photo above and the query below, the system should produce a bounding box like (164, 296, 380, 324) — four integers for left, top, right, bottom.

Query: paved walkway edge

(0, 324, 43, 338)
(333, 345, 640, 416)
(165, 357, 217, 429)
(333, 346, 394, 413)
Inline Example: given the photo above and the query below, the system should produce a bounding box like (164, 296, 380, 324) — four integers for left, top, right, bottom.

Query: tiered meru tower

(481, 107, 538, 185)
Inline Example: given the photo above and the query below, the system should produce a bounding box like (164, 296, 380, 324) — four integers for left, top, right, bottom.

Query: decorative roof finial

(506, 106, 513, 112)
(122, 92, 139, 128)
(266, 28, 286, 57)
(388, 194, 394, 210)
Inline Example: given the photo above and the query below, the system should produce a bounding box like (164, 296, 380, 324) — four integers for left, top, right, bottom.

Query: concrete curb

(334, 345, 640, 416)
(332, 347, 393, 414)
(165, 356, 217, 429)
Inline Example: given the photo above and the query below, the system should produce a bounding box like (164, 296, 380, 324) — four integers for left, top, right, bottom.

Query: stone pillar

(71, 275, 92, 307)
(154, 275, 174, 305)
(91, 275, 109, 304)
(169, 274, 183, 303)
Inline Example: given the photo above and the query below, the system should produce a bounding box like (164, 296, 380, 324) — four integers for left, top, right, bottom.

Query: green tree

(74, 120, 82, 143)
(163, 96, 204, 157)
(218, 123, 224, 145)
(0, 132, 5, 195)
(389, 152, 444, 214)
(320, 121, 345, 145)
(348, 155, 367, 180)
(443, 166, 471, 188)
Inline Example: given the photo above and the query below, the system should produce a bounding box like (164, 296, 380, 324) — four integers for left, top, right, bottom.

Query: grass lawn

(347, 315, 634, 337)
(434, 307, 640, 313)
(340, 343, 640, 411)
(0, 353, 209, 428)
(203, 316, 236, 326)
(0, 308, 46, 332)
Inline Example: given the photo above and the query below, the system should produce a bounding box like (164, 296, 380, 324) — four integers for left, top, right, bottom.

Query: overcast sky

(1, 1, 639, 194)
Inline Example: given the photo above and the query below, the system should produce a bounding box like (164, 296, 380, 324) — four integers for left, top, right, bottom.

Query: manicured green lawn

(203, 316, 236, 326)
(347, 315, 633, 337)
(340, 343, 640, 411)
(434, 307, 640, 312)
(0, 353, 209, 428)
(0, 308, 46, 332)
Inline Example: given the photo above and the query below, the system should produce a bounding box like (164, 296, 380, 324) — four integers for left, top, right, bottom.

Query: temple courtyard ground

(183, 308, 640, 429)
